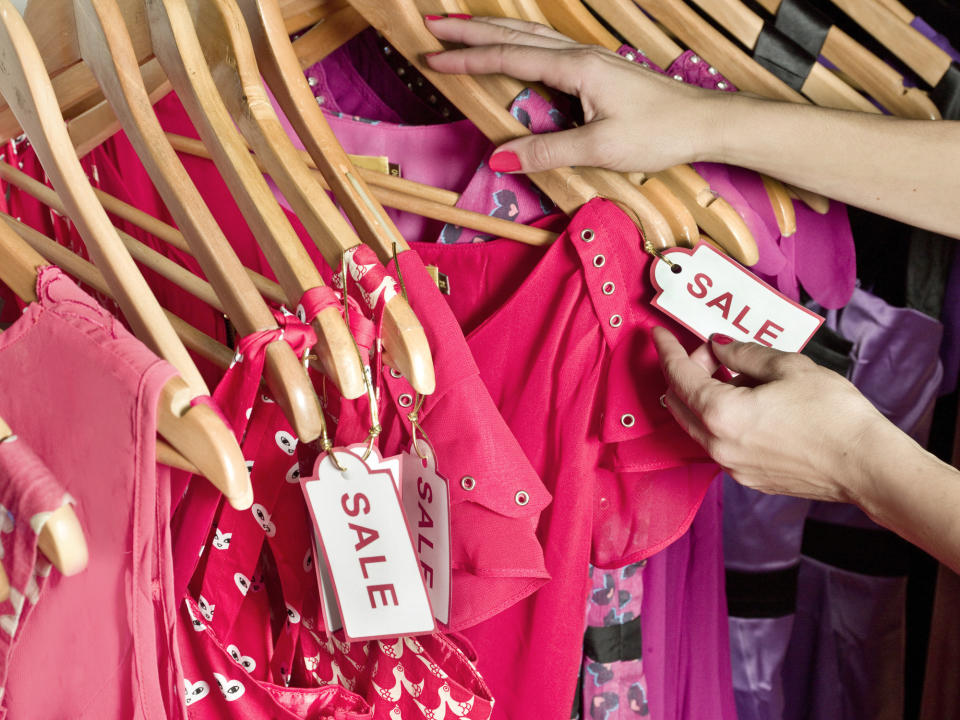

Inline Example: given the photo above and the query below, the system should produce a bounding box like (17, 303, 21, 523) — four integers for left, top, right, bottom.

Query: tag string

(644, 239, 676, 268)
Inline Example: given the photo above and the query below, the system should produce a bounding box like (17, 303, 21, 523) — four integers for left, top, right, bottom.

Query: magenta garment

(409, 200, 723, 720)
(0, 434, 73, 710)
(0, 267, 182, 720)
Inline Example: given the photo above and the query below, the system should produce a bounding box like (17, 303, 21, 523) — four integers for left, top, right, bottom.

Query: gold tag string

(643, 239, 676, 268)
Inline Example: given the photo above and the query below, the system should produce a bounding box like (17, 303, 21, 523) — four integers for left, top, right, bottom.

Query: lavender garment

(910, 16, 960, 396)
(779, 290, 943, 720)
(723, 288, 943, 720)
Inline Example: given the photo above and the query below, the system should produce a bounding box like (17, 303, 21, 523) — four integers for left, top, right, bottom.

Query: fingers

(427, 15, 577, 45)
(709, 336, 810, 381)
(425, 41, 599, 98)
(491, 123, 609, 173)
(653, 327, 732, 421)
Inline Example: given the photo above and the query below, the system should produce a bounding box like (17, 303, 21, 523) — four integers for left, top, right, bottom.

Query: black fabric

(773, 0, 832, 57)
(801, 518, 912, 577)
(753, 23, 817, 91)
(932, 61, 960, 119)
(726, 565, 800, 619)
(583, 614, 644, 664)
(801, 323, 854, 376)
(906, 230, 955, 319)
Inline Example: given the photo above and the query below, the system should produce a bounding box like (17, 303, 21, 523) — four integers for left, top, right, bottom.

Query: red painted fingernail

(712, 334, 734, 345)
(489, 151, 522, 173)
(424, 14, 443, 20)
(425, 51, 443, 58)
(449, 13, 473, 19)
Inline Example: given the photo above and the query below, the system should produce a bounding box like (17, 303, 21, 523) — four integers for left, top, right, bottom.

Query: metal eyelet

(690, 55, 701, 64)
(609, 315, 623, 328)
(514, 490, 530, 506)
(307, 76, 318, 87)
(593, 254, 606, 268)
(602, 281, 615, 295)
(624, 52, 636, 61)
(398, 393, 413, 408)
(580, 228, 595, 243)
(389, 367, 403, 379)
(461, 476, 476, 491)
(708, 66, 719, 75)
(717, 81, 728, 90)
(621, 413, 636, 428)
(673, 74, 684, 81)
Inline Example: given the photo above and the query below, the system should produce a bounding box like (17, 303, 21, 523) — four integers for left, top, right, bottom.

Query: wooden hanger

(580, 0, 684, 68)
(754, 0, 938, 119)
(872, 0, 914, 25)
(418, 0, 686, 247)
(342, 0, 679, 248)
(3, 211, 236, 374)
(685, 0, 880, 113)
(145, 0, 436, 395)
(827, 0, 952, 88)
(0, 0, 252, 509)
(162, 0, 436, 394)
(72, 0, 339, 442)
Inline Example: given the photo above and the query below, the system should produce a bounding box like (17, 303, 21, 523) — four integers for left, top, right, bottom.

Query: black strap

(801, 518, 912, 576)
(725, 565, 800, 618)
(583, 613, 644, 663)
(754, 23, 817, 92)
(800, 324, 854, 376)
(773, 0, 832, 57)
(932, 62, 960, 120)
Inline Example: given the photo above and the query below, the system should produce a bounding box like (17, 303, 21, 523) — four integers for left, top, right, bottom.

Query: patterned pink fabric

(174, 305, 494, 718)
(0, 267, 180, 720)
(0, 435, 73, 705)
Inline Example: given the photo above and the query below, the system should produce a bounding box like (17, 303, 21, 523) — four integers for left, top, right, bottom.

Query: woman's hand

(424, 16, 725, 174)
(653, 328, 898, 504)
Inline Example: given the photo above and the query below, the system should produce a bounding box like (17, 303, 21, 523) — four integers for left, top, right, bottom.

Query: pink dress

(0, 267, 182, 720)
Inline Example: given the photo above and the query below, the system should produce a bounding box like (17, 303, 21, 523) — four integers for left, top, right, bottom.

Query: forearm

(700, 93, 960, 239)
(852, 422, 960, 573)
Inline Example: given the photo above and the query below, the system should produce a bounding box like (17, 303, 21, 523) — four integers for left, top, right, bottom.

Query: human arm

(424, 16, 960, 238)
(653, 328, 960, 573)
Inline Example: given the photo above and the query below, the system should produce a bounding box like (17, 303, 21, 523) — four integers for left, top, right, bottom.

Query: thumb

(709, 335, 799, 381)
(489, 124, 607, 174)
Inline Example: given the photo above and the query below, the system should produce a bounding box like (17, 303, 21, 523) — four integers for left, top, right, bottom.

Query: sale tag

(301, 444, 436, 641)
(650, 243, 823, 352)
(401, 440, 452, 625)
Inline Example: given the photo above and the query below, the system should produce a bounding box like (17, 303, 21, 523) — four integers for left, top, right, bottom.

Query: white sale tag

(650, 243, 823, 351)
(401, 440, 452, 625)
(301, 444, 436, 641)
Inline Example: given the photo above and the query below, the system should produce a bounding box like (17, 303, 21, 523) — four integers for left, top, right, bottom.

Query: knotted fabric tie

(332, 245, 400, 324)
(295, 285, 340, 326)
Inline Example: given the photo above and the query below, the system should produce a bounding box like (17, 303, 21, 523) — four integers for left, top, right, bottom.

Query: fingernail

(424, 14, 443, 20)
(424, 51, 443, 58)
(712, 334, 734, 345)
(489, 151, 522, 173)
(449, 13, 473, 19)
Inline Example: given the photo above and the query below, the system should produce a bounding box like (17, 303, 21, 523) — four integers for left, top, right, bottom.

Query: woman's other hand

(424, 16, 724, 174)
